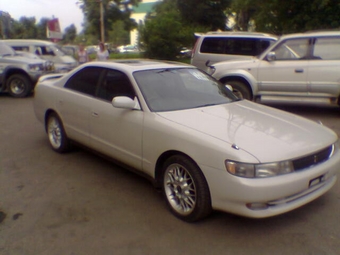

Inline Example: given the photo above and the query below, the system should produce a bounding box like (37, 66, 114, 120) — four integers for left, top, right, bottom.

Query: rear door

(308, 36, 340, 98)
(60, 66, 104, 146)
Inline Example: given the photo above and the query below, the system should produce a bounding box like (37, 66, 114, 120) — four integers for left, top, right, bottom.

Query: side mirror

(266, 52, 276, 62)
(112, 96, 140, 110)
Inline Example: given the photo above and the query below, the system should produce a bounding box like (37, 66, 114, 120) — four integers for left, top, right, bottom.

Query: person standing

(96, 42, 109, 61)
(77, 44, 89, 65)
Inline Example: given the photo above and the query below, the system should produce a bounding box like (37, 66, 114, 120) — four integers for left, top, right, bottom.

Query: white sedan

(33, 60, 340, 222)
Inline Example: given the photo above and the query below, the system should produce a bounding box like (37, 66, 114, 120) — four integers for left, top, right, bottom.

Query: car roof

(4, 39, 56, 45)
(194, 31, 278, 39)
(80, 59, 195, 73)
(279, 30, 340, 40)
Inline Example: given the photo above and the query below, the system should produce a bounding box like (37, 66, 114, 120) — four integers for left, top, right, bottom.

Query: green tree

(11, 17, 37, 39)
(177, 0, 232, 30)
(79, 0, 141, 42)
(63, 24, 77, 43)
(36, 18, 50, 39)
(140, 0, 202, 60)
(141, 0, 228, 60)
(230, 0, 340, 34)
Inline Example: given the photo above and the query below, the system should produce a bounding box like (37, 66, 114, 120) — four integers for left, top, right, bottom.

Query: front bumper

(201, 144, 340, 218)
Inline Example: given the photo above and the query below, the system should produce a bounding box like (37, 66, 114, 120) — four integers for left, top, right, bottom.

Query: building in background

(130, 0, 161, 46)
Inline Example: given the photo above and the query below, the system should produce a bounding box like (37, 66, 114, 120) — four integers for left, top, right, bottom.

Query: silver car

(33, 60, 340, 222)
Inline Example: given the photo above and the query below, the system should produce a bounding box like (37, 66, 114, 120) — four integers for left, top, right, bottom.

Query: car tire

(162, 155, 212, 222)
(7, 74, 33, 98)
(46, 113, 70, 153)
(225, 80, 252, 100)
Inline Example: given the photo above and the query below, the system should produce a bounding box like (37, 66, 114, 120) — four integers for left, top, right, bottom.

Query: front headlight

(29, 64, 44, 71)
(225, 160, 294, 178)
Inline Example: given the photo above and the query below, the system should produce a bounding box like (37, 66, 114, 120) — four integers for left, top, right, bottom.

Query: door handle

(295, 69, 304, 73)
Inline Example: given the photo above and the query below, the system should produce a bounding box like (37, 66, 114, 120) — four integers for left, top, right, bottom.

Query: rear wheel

(162, 155, 212, 222)
(46, 113, 70, 153)
(7, 74, 33, 98)
(225, 80, 252, 100)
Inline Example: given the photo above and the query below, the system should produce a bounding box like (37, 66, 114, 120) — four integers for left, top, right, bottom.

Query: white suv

(209, 31, 340, 106)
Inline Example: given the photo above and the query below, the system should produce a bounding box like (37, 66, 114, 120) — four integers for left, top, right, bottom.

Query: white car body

(210, 31, 340, 106)
(33, 60, 340, 221)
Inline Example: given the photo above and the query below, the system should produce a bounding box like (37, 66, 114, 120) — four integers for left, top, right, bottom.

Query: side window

(64, 67, 103, 96)
(200, 37, 225, 54)
(11, 46, 29, 51)
(200, 37, 275, 56)
(272, 39, 309, 60)
(97, 69, 135, 101)
(313, 37, 340, 60)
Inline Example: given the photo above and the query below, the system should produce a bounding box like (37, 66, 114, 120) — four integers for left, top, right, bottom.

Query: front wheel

(162, 155, 212, 222)
(7, 74, 33, 98)
(46, 113, 70, 153)
(225, 80, 252, 100)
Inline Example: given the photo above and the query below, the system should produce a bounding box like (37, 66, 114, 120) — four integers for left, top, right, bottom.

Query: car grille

(293, 145, 334, 171)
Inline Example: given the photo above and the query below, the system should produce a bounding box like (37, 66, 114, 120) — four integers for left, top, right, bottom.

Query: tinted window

(64, 67, 103, 96)
(97, 69, 135, 101)
(200, 37, 274, 56)
(313, 37, 340, 60)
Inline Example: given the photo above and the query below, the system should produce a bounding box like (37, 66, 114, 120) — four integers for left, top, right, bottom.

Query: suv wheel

(7, 74, 33, 98)
(225, 80, 252, 100)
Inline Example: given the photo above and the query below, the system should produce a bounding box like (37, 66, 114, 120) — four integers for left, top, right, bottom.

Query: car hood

(157, 100, 337, 163)
(213, 58, 258, 69)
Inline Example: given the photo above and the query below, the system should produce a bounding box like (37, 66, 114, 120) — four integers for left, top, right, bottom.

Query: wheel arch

(4, 68, 31, 88)
(154, 150, 208, 189)
(219, 73, 259, 98)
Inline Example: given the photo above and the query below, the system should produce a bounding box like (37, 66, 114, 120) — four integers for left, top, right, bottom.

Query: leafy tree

(108, 20, 130, 46)
(230, 0, 340, 34)
(177, 0, 232, 30)
(11, 17, 37, 39)
(140, 0, 203, 60)
(141, 0, 228, 60)
(36, 18, 50, 39)
(79, 0, 141, 42)
(63, 24, 77, 43)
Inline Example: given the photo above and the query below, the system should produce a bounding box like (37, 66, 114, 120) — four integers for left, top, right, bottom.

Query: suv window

(65, 67, 103, 96)
(200, 37, 272, 56)
(313, 37, 340, 60)
(272, 38, 309, 60)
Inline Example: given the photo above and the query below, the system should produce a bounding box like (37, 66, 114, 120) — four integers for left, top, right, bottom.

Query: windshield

(134, 68, 237, 112)
(0, 42, 16, 57)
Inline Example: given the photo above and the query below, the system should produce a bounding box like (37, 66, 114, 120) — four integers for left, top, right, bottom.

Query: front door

(257, 38, 310, 95)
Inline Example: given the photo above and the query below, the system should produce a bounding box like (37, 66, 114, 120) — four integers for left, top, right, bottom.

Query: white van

(5, 39, 78, 72)
(191, 31, 277, 70)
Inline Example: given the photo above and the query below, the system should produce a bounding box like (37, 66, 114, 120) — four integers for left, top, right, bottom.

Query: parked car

(117, 45, 140, 53)
(4, 39, 77, 73)
(0, 41, 49, 97)
(191, 31, 277, 70)
(33, 60, 340, 222)
(15, 50, 55, 73)
(208, 31, 340, 106)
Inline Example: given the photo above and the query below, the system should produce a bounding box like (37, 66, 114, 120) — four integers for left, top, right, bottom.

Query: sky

(1, 0, 84, 32)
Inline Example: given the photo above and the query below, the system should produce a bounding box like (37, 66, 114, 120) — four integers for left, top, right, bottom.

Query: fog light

(246, 203, 269, 210)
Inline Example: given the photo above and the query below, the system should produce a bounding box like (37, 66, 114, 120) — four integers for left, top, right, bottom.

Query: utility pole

(99, 0, 105, 43)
